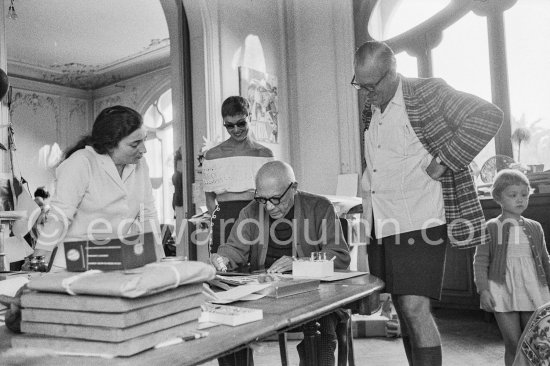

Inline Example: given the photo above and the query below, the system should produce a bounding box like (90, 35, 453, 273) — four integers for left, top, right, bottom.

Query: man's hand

(210, 253, 230, 272)
(479, 290, 496, 312)
(267, 255, 294, 274)
(426, 157, 448, 180)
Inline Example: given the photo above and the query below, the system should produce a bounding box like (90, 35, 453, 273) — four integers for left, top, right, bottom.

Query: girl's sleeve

(473, 230, 492, 294)
(538, 222, 550, 264)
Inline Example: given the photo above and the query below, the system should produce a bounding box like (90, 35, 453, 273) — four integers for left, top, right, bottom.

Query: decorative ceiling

(4, 0, 170, 90)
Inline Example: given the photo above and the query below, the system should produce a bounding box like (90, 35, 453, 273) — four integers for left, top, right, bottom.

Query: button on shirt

(362, 80, 445, 238)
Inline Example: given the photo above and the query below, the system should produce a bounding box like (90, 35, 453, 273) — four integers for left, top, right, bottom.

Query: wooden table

(0, 274, 383, 366)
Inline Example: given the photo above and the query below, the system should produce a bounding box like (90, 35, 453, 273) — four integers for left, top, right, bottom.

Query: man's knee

(396, 295, 432, 320)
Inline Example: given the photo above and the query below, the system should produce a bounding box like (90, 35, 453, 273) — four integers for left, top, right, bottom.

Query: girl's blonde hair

(491, 169, 531, 201)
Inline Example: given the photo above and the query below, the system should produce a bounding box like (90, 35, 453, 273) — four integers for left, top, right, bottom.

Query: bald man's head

(256, 161, 295, 187)
(354, 41, 396, 71)
(255, 161, 297, 219)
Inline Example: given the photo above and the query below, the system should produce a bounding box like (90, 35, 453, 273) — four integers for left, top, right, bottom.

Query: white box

(292, 260, 334, 278)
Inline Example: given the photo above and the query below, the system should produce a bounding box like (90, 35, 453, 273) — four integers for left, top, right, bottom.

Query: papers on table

(295, 271, 368, 282)
(204, 271, 367, 305)
(204, 283, 272, 304)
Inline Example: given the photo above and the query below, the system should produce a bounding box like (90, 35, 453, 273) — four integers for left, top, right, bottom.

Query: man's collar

(371, 76, 404, 112)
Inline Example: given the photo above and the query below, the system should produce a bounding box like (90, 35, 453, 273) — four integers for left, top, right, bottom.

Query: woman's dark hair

(64, 105, 143, 159)
(221, 96, 250, 118)
(34, 186, 50, 199)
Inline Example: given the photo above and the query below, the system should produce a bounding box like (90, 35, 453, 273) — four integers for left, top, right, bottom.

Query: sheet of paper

(5, 235, 34, 263)
(293, 271, 368, 282)
(209, 283, 271, 304)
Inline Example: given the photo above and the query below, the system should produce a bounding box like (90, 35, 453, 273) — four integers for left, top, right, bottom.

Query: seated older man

(211, 160, 350, 366)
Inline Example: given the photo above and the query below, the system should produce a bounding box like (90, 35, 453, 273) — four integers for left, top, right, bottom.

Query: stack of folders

(214, 274, 320, 298)
(12, 283, 205, 357)
(11, 261, 216, 357)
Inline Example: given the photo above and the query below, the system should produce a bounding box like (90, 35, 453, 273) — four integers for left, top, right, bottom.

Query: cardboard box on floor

(352, 293, 401, 338)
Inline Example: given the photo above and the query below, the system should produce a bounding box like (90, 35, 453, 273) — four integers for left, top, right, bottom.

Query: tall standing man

(353, 41, 502, 365)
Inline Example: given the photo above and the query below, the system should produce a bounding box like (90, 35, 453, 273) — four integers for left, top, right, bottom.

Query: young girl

(474, 169, 550, 366)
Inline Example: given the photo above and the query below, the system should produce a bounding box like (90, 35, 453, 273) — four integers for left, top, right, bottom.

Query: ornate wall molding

(8, 39, 170, 90)
(10, 90, 60, 120)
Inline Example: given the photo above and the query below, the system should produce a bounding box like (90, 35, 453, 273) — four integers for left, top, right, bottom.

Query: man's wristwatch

(435, 156, 447, 167)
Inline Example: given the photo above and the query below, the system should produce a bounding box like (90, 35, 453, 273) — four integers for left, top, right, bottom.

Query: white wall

(8, 77, 92, 193)
(283, 0, 360, 195)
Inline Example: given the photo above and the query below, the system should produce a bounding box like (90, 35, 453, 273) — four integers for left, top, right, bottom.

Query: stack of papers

(199, 304, 263, 326)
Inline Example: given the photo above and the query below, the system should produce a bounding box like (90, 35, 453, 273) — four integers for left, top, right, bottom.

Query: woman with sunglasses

(28, 105, 164, 271)
(202, 96, 274, 255)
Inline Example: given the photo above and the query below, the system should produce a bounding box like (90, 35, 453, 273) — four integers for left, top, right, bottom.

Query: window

(432, 11, 494, 175)
(143, 89, 174, 225)
(363, 1, 550, 185)
(368, 0, 450, 41)
(395, 52, 418, 78)
(505, 0, 550, 170)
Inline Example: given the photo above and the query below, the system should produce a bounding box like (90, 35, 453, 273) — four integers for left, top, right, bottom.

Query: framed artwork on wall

(238, 66, 279, 144)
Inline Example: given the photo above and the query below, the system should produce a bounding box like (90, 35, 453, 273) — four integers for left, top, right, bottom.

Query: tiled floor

(201, 308, 505, 365)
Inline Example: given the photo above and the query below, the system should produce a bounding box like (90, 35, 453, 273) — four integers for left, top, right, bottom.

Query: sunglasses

(223, 118, 248, 129)
(254, 182, 294, 206)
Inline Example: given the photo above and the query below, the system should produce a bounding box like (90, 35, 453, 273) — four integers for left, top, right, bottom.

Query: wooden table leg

(278, 333, 289, 366)
(302, 320, 320, 366)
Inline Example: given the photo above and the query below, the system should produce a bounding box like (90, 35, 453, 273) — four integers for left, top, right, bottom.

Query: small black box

(63, 232, 157, 272)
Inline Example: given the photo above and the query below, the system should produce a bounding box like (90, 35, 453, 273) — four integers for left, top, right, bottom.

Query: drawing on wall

(238, 66, 279, 144)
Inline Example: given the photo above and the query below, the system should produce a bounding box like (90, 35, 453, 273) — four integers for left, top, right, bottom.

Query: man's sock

(401, 336, 413, 365)
(411, 345, 442, 366)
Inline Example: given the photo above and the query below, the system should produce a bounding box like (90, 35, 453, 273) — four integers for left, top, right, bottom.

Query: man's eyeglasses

(351, 69, 390, 92)
(254, 182, 294, 205)
(223, 118, 248, 129)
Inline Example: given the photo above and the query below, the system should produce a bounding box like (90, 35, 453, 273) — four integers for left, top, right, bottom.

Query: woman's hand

(210, 253, 229, 272)
(480, 290, 496, 312)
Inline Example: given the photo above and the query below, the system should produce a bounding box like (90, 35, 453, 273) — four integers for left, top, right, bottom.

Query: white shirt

(362, 81, 445, 238)
(36, 146, 162, 269)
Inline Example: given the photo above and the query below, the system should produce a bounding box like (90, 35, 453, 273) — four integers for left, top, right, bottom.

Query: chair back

(513, 301, 550, 365)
